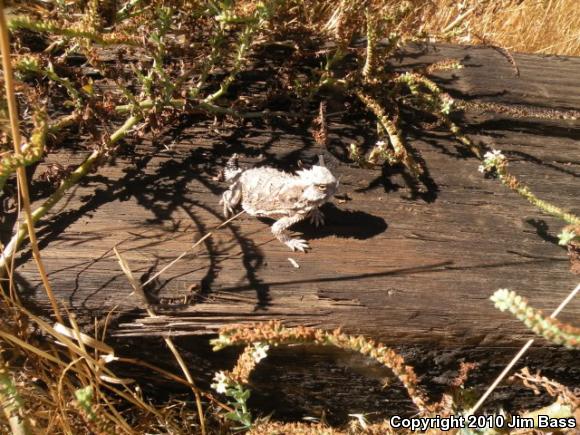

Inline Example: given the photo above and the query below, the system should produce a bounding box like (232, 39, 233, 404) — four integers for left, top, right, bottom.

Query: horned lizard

(220, 154, 338, 252)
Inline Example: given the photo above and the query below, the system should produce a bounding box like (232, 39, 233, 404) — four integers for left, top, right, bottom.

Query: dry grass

(291, 0, 580, 56)
(423, 0, 580, 56)
(1, 0, 579, 433)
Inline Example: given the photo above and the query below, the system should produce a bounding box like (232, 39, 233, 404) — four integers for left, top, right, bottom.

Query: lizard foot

(285, 238, 310, 252)
(309, 209, 325, 227)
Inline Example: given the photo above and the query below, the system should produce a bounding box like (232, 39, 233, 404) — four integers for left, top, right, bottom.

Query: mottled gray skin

(221, 156, 338, 251)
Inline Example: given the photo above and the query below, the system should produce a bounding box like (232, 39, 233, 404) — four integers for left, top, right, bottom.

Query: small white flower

(440, 96, 454, 115)
(483, 149, 505, 164)
(484, 149, 503, 159)
(211, 371, 229, 394)
(558, 229, 577, 246)
(252, 342, 270, 363)
(375, 140, 386, 147)
(480, 149, 506, 174)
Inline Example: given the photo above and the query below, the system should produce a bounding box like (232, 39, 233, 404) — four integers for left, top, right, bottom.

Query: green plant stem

(497, 168, 580, 226)
(395, 73, 578, 226)
(362, 8, 376, 80)
(469, 283, 580, 416)
(213, 322, 432, 415)
(319, 48, 347, 89)
(9, 17, 138, 46)
(47, 66, 83, 107)
(0, 356, 32, 435)
(47, 112, 81, 135)
(0, 112, 47, 191)
(203, 3, 272, 103)
(116, 0, 146, 22)
(491, 288, 580, 349)
(0, 2, 64, 322)
(355, 90, 423, 178)
(0, 115, 140, 276)
(114, 98, 289, 119)
(395, 72, 482, 158)
(188, 16, 226, 98)
(0, 112, 79, 191)
(18, 61, 83, 108)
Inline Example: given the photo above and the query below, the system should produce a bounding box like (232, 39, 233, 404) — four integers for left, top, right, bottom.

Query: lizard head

(297, 163, 338, 203)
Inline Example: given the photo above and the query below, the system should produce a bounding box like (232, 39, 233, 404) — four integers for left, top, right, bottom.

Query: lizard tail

(224, 153, 243, 182)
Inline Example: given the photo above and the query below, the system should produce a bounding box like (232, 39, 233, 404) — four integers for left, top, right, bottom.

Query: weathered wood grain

(3, 43, 579, 421)
(6, 45, 579, 351)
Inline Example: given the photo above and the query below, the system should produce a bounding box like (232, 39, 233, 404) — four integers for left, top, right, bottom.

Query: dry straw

(0, 0, 62, 323)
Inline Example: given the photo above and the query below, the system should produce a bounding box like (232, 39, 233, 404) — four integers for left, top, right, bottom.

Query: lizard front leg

(271, 213, 309, 252)
(309, 207, 325, 227)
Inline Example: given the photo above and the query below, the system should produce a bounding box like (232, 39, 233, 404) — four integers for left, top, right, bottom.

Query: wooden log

(5, 44, 579, 348)
(3, 43, 579, 421)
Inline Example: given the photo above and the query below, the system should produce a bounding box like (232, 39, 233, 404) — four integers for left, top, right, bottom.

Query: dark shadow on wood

(105, 333, 580, 427)
(505, 150, 580, 179)
(470, 118, 580, 141)
(215, 256, 564, 294)
(291, 204, 388, 241)
(525, 219, 562, 247)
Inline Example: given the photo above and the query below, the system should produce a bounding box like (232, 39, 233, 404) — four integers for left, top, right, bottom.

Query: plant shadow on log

(10, 110, 391, 313)
(10, 155, 264, 311)
(469, 117, 580, 142)
(505, 150, 580, 179)
(525, 218, 563, 246)
(328, 108, 441, 202)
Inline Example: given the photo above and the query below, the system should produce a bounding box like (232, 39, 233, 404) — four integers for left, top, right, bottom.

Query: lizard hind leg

(221, 183, 242, 218)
